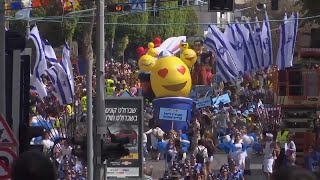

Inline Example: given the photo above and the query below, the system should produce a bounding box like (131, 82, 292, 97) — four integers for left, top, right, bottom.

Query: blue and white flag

(45, 64, 73, 105)
(204, 25, 242, 82)
(253, 17, 266, 68)
(224, 23, 245, 73)
(233, 20, 255, 72)
(276, 13, 299, 70)
(60, 42, 75, 97)
(261, 12, 273, 67)
(42, 39, 58, 63)
(29, 25, 47, 78)
(243, 20, 260, 70)
(30, 74, 47, 100)
(29, 25, 48, 100)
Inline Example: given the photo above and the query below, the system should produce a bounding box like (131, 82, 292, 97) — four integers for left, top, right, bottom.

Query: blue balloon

(252, 142, 261, 153)
(157, 141, 168, 152)
(248, 133, 257, 141)
(181, 141, 190, 153)
(181, 134, 188, 140)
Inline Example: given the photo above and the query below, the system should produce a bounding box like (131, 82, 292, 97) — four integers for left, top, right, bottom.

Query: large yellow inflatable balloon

(138, 45, 197, 98)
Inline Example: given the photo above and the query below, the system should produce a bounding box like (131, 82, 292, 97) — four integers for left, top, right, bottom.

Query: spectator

(11, 151, 57, 180)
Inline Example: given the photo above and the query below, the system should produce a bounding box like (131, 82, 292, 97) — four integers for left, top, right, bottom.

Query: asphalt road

(145, 152, 266, 180)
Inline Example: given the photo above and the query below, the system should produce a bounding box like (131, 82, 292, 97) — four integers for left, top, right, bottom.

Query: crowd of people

(22, 39, 320, 180)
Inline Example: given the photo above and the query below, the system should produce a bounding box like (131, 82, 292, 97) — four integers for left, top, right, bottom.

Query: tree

(30, 1, 78, 46)
(299, 0, 320, 24)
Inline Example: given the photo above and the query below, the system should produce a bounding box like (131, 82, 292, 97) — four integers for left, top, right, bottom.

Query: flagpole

(26, 20, 30, 39)
(0, 0, 6, 118)
(94, 0, 106, 179)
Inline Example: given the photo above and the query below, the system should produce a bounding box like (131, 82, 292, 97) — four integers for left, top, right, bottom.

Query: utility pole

(86, 58, 94, 180)
(94, 0, 106, 179)
(0, 0, 6, 119)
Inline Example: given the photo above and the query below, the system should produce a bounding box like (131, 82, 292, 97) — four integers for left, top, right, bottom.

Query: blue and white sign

(120, 91, 132, 97)
(130, 0, 145, 10)
(195, 96, 212, 109)
(193, 85, 213, 95)
(212, 93, 231, 107)
(159, 108, 187, 122)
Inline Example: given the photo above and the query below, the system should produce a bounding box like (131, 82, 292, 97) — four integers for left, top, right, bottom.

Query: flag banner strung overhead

(276, 13, 299, 70)
(261, 12, 273, 68)
(205, 25, 242, 82)
(253, 17, 265, 68)
(204, 12, 298, 82)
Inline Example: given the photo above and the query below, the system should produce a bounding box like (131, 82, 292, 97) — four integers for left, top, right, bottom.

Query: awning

(298, 48, 320, 58)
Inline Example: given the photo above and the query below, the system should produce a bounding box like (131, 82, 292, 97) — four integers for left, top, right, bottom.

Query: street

(146, 152, 266, 179)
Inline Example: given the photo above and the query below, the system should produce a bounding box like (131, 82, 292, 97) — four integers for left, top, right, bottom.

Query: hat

(237, 110, 241, 114)
(248, 108, 254, 113)
(231, 109, 237, 115)
(242, 110, 249, 117)
(266, 133, 273, 138)
(213, 109, 219, 114)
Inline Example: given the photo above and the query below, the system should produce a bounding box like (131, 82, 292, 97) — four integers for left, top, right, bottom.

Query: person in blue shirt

(228, 163, 244, 180)
(304, 145, 320, 175)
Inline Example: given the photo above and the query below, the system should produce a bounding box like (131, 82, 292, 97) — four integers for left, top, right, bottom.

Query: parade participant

(193, 139, 209, 165)
(166, 139, 177, 170)
(217, 164, 230, 180)
(229, 162, 244, 180)
(304, 145, 320, 176)
(263, 133, 277, 180)
(191, 40, 211, 85)
(191, 117, 201, 151)
(285, 132, 296, 166)
(203, 130, 215, 162)
(275, 125, 289, 169)
(228, 133, 247, 172)
(145, 126, 165, 161)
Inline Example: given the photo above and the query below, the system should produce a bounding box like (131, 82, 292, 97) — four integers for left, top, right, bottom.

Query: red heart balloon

(137, 46, 145, 56)
(158, 68, 168, 78)
(177, 66, 186, 75)
(153, 37, 161, 44)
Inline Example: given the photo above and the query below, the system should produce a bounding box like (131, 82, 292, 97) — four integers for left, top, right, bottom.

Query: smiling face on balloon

(152, 56, 192, 97)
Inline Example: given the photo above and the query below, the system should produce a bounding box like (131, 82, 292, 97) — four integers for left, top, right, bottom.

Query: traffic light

(271, 0, 278, 10)
(107, 4, 132, 12)
(208, 0, 234, 12)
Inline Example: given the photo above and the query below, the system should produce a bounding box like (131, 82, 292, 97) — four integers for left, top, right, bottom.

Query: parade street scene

(0, 0, 320, 180)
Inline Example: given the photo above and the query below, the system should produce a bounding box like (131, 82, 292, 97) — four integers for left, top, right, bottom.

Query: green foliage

(184, 7, 199, 37)
(115, 35, 129, 57)
(299, 0, 320, 24)
(115, 12, 149, 44)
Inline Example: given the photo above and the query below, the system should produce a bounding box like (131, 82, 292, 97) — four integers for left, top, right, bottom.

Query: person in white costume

(263, 133, 277, 180)
(229, 133, 247, 172)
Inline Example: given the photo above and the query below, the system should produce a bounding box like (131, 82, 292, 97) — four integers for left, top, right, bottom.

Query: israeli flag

(30, 74, 47, 100)
(243, 20, 260, 70)
(204, 25, 241, 82)
(60, 42, 75, 98)
(234, 20, 255, 72)
(29, 25, 47, 78)
(224, 24, 245, 73)
(276, 13, 299, 70)
(29, 26, 48, 100)
(42, 39, 58, 63)
(253, 17, 266, 68)
(261, 12, 273, 67)
(45, 64, 73, 105)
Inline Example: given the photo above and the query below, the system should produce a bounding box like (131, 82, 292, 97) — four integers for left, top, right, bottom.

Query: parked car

(114, 129, 138, 146)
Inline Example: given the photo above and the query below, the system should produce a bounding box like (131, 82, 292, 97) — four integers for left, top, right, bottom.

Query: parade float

(137, 37, 197, 132)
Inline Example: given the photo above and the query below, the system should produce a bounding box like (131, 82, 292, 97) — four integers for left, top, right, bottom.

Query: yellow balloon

(150, 56, 192, 97)
(180, 49, 197, 68)
(148, 42, 155, 49)
(138, 55, 155, 72)
(147, 48, 158, 57)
